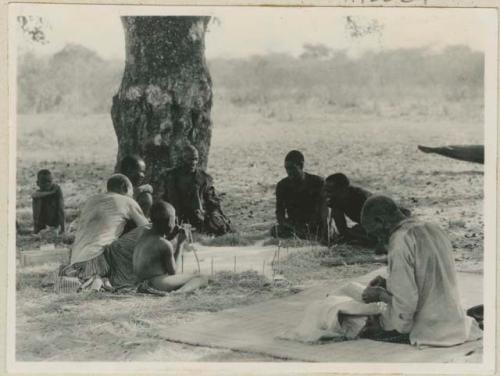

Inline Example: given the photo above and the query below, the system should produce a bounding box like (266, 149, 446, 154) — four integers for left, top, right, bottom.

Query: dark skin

(33, 174, 57, 198)
(133, 206, 187, 280)
(133, 203, 208, 293)
(124, 159, 146, 187)
(277, 161, 306, 225)
(361, 201, 407, 304)
(276, 160, 329, 241)
(362, 275, 392, 304)
(122, 159, 153, 217)
(323, 180, 372, 244)
(32, 173, 65, 233)
(177, 151, 205, 223)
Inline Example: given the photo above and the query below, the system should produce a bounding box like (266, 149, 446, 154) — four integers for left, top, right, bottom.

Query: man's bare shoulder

(136, 233, 174, 254)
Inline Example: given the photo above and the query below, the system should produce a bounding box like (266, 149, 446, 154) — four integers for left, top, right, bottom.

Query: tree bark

(111, 16, 212, 193)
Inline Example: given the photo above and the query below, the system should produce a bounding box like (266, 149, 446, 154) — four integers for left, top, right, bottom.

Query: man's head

(119, 155, 146, 187)
(106, 174, 133, 196)
(136, 191, 153, 218)
(182, 145, 199, 173)
(150, 200, 176, 235)
(284, 150, 305, 181)
(36, 169, 54, 191)
(361, 195, 407, 246)
(324, 173, 350, 201)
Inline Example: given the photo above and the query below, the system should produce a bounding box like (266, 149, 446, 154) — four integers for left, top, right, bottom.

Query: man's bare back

(132, 201, 208, 294)
(133, 231, 175, 281)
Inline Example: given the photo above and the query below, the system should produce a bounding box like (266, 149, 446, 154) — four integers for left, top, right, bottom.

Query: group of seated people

(32, 144, 231, 294)
(30, 145, 483, 346)
(271, 150, 410, 252)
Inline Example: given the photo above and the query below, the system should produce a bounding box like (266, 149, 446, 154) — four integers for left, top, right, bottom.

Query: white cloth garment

(70, 192, 148, 265)
(280, 282, 385, 343)
(381, 219, 482, 347)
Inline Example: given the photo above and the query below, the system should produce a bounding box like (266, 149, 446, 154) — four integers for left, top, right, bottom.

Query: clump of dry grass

(170, 270, 295, 313)
(194, 231, 268, 247)
(16, 267, 298, 361)
(279, 243, 382, 284)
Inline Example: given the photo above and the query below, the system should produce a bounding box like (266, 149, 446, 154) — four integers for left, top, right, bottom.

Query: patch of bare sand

(15, 111, 485, 361)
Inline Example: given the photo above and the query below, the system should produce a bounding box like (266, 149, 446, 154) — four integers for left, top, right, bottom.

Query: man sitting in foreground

(359, 195, 482, 346)
(60, 174, 148, 291)
(133, 201, 208, 294)
(271, 150, 327, 240)
(323, 173, 410, 252)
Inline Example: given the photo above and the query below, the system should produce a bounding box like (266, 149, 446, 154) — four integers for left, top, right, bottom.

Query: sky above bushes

(14, 5, 495, 60)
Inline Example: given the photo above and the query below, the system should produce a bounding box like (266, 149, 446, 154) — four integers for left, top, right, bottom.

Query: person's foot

(136, 281, 167, 297)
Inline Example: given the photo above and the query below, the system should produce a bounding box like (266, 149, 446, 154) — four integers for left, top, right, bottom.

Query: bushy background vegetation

(17, 43, 483, 119)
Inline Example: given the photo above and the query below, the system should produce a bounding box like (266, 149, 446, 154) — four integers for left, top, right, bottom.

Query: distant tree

(300, 43, 332, 59)
(345, 16, 384, 39)
(17, 16, 50, 44)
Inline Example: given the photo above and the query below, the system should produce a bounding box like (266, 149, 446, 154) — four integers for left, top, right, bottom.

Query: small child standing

(32, 169, 65, 234)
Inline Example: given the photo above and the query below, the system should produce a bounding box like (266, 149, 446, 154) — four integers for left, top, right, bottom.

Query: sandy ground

(15, 105, 485, 361)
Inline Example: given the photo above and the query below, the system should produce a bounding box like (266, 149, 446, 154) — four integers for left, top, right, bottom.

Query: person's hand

(177, 227, 188, 244)
(362, 286, 385, 303)
(368, 275, 386, 288)
(194, 209, 204, 223)
(137, 184, 153, 194)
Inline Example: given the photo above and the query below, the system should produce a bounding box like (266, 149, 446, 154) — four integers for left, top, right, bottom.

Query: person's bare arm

(55, 185, 65, 233)
(31, 189, 58, 199)
(173, 227, 188, 265)
(319, 195, 331, 243)
(275, 183, 286, 225)
(362, 286, 392, 304)
(161, 240, 177, 275)
(368, 275, 387, 288)
(332, 207, 348, 236)
(128, 200, 149, 227)
(32, 197, 41, 233)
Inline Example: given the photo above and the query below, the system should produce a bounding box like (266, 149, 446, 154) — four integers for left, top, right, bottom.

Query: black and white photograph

(6, 2, 497, 373)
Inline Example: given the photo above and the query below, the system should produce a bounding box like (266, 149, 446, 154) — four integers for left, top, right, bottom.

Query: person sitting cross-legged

(133, 201, 208, 294)
(59, 174, 149, 292)
(159, 145, 233, 236)
(323, 173, 410, 252)
(358, 195, 482, 346)
(32, 169, 65, 234)
(271, 150, 328, 241)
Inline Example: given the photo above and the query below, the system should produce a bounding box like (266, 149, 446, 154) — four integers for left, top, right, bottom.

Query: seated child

(32, 169, 65, 234)
(133, 201, 208, 294)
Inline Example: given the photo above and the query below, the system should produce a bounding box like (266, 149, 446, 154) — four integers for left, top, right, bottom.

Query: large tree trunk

(111, 16, 212, 193)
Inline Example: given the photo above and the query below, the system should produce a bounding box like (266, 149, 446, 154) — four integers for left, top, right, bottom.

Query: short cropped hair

(325, 173, 350, 188)
(183, 144, 199, 158)
(119, 155, 144, 173)
(106, 174, 132, 194)
(285, 150, 304, 165)
(37, 169, 52, 179)
(361, 195, 401, 226)
(150, 200, 175, 224)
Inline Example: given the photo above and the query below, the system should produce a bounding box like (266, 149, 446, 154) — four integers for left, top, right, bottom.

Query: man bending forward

(133, 201, 208, 293)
